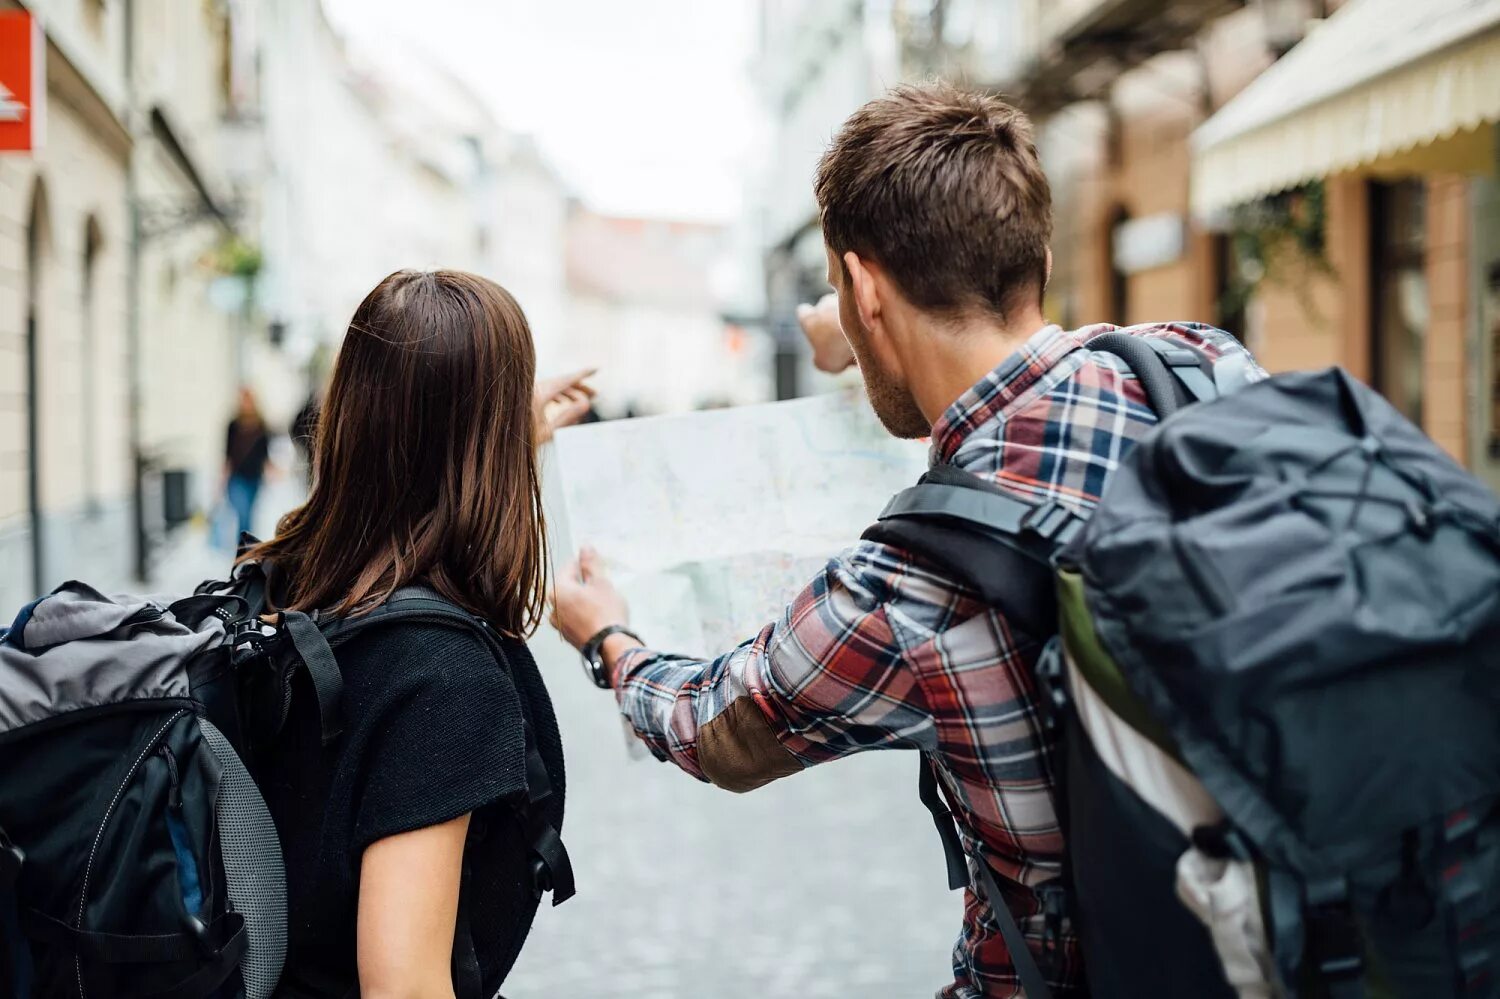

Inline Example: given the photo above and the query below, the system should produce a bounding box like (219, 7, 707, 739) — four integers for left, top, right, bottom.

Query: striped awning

(1191, 0, 1500, 215)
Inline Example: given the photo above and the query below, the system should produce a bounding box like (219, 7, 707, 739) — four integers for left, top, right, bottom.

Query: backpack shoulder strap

(862, 464, 1078, 644)
(865, 470, 1071, 999)
(1084, 327, 1256, 417)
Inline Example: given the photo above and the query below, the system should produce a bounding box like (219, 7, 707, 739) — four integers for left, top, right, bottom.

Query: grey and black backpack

(869, 331, 1500, 998)
(0, 559, 573, 999)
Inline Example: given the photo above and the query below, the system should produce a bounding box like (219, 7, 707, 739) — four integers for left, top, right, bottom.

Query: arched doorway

(25, 179, 51, 596)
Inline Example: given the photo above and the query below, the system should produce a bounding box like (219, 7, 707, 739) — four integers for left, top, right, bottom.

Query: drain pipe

(123, 0, 147, 582)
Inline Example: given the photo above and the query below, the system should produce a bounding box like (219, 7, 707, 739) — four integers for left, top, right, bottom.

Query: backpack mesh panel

(200, 719, 287, 999)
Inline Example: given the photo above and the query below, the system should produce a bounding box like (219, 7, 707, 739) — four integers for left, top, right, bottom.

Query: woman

(244, 270, 593, 998)
(224, 386, 276, 539)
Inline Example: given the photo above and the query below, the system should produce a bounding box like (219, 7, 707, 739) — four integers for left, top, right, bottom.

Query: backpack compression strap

(282, 610, 344, 746)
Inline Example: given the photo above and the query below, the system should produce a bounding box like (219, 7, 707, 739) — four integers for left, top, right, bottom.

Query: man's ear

(1044, 247, 1053, 291)
(843, 251, 882, 335)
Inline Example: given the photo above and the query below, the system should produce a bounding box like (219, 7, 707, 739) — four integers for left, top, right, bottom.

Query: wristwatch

(579, 624, 644, 689)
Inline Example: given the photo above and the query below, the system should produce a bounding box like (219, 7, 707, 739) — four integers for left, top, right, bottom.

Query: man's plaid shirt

(613, 322, 1251, 997)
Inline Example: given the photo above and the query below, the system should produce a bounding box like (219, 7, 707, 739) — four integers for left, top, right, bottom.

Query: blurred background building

(0, 0, 759, 610)
(565, 209, 771, 415)
(5, 0, 1500, 608)
(751, 0, 1500, 497)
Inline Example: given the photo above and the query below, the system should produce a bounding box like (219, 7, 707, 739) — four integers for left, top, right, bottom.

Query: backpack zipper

(157, 745, 183, 810)
(74, 708, 188, 999)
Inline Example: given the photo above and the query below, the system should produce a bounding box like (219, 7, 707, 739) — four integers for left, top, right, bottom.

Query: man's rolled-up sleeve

(614, 542, 938, 791)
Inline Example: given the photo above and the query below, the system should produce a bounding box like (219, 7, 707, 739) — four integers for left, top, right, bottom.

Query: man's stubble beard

(843, 318, 930, 440)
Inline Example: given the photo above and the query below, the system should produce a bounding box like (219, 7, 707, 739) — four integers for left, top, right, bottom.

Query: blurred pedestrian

(240, 270, 590, 999)
(222, 386, 276, 541)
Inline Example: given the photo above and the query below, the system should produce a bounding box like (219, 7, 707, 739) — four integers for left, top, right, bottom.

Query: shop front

(1191, 0, 1500, 466)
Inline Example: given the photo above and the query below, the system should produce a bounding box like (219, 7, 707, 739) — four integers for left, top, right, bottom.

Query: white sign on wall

(1112, 212, 1188, 275)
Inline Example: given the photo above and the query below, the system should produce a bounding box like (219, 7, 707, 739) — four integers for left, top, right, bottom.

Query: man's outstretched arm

(551, 544, 940, 791)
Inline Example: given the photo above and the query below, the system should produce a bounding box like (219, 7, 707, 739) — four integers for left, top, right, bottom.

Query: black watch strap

(580, 624, 644, 689)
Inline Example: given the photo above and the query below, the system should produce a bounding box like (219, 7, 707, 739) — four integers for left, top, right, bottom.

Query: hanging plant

(1221, 180, 1334, 322)
(207, 236, 264, 279)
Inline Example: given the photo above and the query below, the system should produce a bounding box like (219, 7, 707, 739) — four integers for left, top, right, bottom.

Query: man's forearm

(610, 632, 804, 791)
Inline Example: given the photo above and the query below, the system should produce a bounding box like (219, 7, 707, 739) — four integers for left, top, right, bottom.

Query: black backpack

(0, 559, 573, 999)
(868, 332, 1500, 998)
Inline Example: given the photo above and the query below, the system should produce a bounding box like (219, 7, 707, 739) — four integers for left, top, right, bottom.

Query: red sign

(0, 11, 43, 153)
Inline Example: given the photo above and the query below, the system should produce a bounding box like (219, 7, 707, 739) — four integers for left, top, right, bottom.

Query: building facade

(565, 208, 772, 416)
(753, 0, 1500, 488)
(1016, 0, 1500, 482)
(1, 0, 295, 611)
(1, 0, 130, 610)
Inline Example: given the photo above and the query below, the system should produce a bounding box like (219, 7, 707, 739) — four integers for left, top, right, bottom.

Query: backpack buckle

(1038, 880, 1068, 957)
(1034, 641, 1070, 733)
(1020, 501, 1075, 542)
(1305, 879, 1364, 982)
(181, 914, 217, 959)
(1191, 821, 1251, 862)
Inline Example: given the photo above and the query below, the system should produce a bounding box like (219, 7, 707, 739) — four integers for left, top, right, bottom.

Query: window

(1370, 180, 1428, 425)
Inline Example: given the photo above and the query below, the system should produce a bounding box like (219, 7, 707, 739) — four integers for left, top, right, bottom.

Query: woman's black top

(261, 618, 565, 998)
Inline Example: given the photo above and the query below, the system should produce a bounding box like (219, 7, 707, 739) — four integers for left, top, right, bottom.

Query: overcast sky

(322, 0, 762, 223)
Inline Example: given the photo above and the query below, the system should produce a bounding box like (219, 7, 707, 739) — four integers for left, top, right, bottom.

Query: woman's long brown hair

(244, 269, 548, 637)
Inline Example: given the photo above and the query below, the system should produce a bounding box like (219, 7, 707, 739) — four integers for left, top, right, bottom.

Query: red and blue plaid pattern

(615, 321, 1251, 997)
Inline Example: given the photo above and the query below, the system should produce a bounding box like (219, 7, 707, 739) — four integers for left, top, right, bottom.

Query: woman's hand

(357, 813, 469, 999)
(797, 293, 855, 374)
(534, 368, 597, 444)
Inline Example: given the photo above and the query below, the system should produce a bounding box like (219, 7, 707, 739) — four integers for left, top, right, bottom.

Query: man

(550, 83, 1248, 998)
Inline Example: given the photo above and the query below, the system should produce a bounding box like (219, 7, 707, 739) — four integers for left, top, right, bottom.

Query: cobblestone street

(506, 627, 959, 999)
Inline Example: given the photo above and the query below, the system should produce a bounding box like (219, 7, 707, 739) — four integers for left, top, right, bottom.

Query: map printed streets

(546, 390, 930, 658)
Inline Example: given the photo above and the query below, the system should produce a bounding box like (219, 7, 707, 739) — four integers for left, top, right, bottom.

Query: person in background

(223, 386, 276, 540)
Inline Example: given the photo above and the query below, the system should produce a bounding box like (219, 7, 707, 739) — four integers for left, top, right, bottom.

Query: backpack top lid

(1074, 365, 1500, 668)
(0, 582, 225, 739)
(1068, 366, 1500, 847)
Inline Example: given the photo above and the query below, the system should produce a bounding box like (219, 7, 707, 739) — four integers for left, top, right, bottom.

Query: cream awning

(1191, 0, 1500, 215)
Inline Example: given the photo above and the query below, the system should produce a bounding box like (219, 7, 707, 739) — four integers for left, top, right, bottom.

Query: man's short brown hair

(814, 82, 1052, 319)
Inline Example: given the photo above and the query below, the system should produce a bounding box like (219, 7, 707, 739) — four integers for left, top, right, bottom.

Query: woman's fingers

(537, 368, 597, 405)
(534, 370, 598, 443)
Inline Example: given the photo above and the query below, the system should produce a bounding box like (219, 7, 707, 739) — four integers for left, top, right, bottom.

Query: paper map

(546, 390, 930, 658)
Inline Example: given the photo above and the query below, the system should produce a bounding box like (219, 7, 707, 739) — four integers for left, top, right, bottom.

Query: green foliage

(1221, 180, 1335, 322)
(210, 236, 263, 279)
